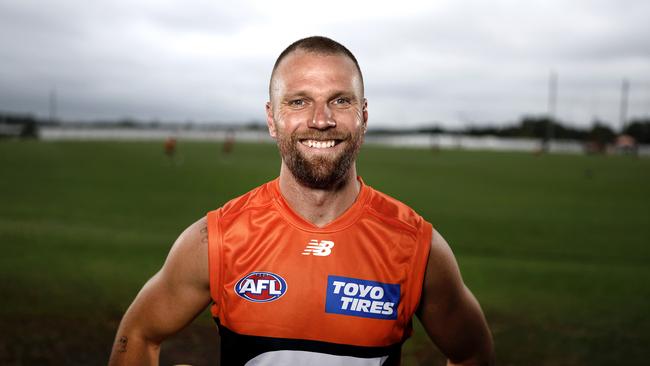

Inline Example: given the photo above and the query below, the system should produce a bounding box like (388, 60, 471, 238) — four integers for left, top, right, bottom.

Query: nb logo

(302, 239, 334, 256)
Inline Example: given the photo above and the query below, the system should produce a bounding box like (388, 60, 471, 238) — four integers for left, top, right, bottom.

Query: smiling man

(109, 36, 494, 366)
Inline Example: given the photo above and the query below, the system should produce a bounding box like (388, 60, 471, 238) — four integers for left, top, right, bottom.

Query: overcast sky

(1, 0, 649, 129)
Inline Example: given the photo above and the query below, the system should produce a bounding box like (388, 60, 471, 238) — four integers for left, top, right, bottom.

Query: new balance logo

(302, 239, 334, 256)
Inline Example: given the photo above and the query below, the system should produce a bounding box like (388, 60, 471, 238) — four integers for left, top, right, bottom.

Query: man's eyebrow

(330, 91, 357, 99)
(282, 91, 309, 100)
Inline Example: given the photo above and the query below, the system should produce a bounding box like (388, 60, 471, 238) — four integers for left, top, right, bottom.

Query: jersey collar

(270, 176, 371, 232)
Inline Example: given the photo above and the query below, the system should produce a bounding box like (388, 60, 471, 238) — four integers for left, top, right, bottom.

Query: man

(109, 36, 494, 366)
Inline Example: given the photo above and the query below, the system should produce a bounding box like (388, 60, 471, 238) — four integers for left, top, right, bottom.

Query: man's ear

(266, 102, 277, 138)
(362, 98, 368, 133)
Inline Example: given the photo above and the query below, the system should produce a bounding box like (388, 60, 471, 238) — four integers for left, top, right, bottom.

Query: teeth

(303, 140, 336, 149)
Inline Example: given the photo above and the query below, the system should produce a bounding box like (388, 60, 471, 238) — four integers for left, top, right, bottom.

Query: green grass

(1, 140, 649, 365)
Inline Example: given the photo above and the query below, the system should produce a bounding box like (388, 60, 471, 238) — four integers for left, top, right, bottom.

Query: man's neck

(278, 163, 361, 228)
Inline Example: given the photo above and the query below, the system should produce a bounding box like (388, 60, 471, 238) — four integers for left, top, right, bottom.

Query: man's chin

(279, 133, 361, 189)
(295, 173, 347, 190)
(287, 157, 348, 190)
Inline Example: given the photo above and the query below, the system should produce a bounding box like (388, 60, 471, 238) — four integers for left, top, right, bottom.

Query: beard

(276, 126, 364, 190)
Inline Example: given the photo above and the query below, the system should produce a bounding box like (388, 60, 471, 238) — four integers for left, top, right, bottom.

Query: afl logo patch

(235, 272, 287, 303)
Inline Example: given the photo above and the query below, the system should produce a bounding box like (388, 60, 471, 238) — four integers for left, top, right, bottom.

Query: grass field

(1, 140, 649, 365)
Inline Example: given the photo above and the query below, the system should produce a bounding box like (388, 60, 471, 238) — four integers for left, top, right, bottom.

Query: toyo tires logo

(235, 272, 287, 303)
(325, 275, 400, 320)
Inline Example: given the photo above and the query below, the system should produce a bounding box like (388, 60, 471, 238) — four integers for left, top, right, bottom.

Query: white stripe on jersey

(245, 350, 389, 366)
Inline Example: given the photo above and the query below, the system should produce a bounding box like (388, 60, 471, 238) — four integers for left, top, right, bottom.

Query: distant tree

(19, 119, 39, 139)
(245, 121, 267, 130)
(0, 112, 40, 139)
(511, 116, 586, 140)
(416, 125, 444, 134)
(623, 118, 650, 144)
(117, 118, 137, 128)
(519, 116, 551, 138)
(457, 116, 589, 140)
(587, 122, 616, 144)
(464, 125, 500, 136)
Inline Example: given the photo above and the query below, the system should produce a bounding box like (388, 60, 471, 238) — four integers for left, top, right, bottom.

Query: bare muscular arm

(108, 217, 212, 366)
(416, 229, 495, 366)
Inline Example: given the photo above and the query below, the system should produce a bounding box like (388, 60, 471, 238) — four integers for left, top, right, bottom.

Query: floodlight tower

(49, 87, 57, 123)
(619, 78, 629, 133)
(544, 70, 558, 153)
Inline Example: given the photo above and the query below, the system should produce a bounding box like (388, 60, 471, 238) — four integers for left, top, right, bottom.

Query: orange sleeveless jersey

(206, 178, 432, 365)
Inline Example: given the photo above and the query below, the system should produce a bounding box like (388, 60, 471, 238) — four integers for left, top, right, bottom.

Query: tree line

(417, 116, 650, 144)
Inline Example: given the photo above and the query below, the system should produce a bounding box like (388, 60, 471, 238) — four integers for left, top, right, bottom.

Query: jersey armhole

(406, 221, 433, 320)
(207, 210, 223, 317)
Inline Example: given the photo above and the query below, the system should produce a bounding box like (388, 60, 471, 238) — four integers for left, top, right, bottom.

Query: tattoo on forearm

(116, 336, 128, 353)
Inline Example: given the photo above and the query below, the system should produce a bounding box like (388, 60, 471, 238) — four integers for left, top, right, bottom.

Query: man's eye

(288, 99, 305, 107)
(333, 97, 350, 105)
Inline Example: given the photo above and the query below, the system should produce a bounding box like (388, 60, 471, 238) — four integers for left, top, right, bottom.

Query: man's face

(266, 50, 368, 189)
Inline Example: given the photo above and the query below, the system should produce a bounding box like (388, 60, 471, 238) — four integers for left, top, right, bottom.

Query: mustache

(291, 131, 351, 141)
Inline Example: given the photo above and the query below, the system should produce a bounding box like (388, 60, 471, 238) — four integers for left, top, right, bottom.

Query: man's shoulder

(208, 179, 277, 219)
(365, 184, 429, 234)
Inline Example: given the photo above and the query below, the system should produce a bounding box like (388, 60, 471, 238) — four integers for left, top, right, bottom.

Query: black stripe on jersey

(214, 318, 403, 365)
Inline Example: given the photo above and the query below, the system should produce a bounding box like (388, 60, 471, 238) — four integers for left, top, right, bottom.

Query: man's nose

(310, 102, 336, 129)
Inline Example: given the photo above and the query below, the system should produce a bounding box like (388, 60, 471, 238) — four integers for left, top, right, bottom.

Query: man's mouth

(299, 139, 341, 149)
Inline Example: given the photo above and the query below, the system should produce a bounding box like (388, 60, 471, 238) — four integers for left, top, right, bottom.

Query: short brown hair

(269, 36, 364, 97)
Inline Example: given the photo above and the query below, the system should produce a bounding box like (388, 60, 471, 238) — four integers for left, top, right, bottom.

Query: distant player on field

(164, 136, 177, 158)
(109, 36, 494, 366)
